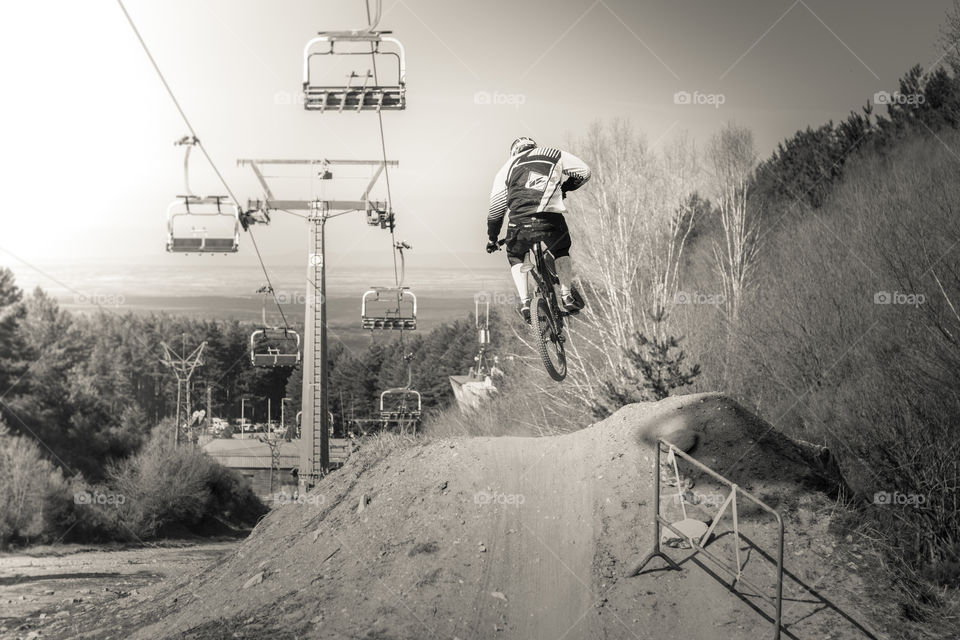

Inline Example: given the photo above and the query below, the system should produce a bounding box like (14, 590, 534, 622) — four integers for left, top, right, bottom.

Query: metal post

(775, 515, 784, 638)
(174, 381, 182, 447)
(185, 379, 191, 444)
(268, 397, 272, 433)
(319, 214, 329, 473)
(206, 385, 212, 436)
(300, 207, 330, 491)
(627, 442, 683, 576)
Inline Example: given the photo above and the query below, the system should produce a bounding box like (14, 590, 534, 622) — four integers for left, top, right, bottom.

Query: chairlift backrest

(379, 388, 422, 415)
(361, 287, 417, 330)
(303, 31, 406, 112)
(250, 328, 302, 367)
(166, 196, 240, 253)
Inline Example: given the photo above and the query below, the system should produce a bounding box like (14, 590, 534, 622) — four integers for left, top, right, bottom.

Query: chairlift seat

(380, 388, 422, 414)
(166, 196, 240, 254)
(303, 31, 406, 112)
(250, 328, 301, 367)
(361, 287, 417, 331)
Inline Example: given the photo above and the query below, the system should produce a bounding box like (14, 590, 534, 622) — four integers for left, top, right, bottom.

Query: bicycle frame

(527, 243, 566, 319)
(493, 235, 570, 380)
(528, 243, 567, 334)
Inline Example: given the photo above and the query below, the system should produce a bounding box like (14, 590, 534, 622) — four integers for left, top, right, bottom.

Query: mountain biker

(486, 137, 592, 323)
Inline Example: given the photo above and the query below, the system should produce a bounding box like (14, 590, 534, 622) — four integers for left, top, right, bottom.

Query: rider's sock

(510, 263, 529, 300)
(555, 256, 574, 290)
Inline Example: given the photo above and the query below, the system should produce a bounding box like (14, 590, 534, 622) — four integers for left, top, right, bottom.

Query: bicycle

(496, 238, 583, 382)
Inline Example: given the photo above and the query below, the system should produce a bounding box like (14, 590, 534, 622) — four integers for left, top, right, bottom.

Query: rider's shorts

(504, 214, 571, 267)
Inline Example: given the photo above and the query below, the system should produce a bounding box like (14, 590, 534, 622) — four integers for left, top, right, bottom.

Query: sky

(0, 0, 955, 278)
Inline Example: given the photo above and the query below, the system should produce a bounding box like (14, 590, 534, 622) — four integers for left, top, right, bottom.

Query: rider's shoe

(516, 298, 531, 324)
(561, 287, 584, 312)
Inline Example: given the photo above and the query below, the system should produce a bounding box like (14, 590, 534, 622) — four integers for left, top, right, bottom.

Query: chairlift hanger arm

(237, 159, 397, 167)
(247, 199, 372, 212)
(302, 33, 406, 83)
(248, 163, 275, 202)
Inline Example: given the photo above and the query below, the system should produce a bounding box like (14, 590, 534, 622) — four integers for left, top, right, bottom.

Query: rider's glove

(486, 240, 499, 254)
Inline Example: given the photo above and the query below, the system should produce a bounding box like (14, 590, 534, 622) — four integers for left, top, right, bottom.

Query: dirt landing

(45, 394, 882, 640)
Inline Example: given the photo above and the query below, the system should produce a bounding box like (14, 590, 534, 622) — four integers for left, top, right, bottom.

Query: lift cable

(363, 0, 411, 353)
(117, 0, 291, 332)
(364, 0, 399, 289)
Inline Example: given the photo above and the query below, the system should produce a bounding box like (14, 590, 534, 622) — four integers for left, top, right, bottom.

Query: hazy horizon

(2, 0, 955, 290)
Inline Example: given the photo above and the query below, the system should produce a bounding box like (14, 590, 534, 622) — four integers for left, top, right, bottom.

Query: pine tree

(0, 268, 26, 400)
(591, 308, 701, 418)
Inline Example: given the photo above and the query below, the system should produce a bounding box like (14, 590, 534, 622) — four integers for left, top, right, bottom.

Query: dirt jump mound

(72, 393, 879, 640)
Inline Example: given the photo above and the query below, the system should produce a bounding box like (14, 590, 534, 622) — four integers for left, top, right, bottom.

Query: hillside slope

(62, 394, 881, 640)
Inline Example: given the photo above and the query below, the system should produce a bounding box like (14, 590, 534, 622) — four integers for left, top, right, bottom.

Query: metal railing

(629, 438, 785, 640)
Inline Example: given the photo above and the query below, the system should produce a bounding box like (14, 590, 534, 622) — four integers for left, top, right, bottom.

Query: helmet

(509, 137, 537, 157)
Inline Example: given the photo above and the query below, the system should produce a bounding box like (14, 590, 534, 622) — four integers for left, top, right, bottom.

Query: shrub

(0, 422, 68, 547)
(107, 428, 267, 539)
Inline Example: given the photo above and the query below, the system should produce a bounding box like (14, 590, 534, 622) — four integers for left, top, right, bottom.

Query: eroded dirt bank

(9, 394, 884, 640)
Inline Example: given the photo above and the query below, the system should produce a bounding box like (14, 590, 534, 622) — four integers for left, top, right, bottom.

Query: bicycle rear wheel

(530, 295, 567, 381)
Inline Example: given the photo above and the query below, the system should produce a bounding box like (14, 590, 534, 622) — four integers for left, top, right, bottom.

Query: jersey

(487, 147, 591, 241)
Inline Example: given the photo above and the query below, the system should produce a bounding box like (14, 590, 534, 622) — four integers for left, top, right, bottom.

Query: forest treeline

(0, 278, 492, 546)
(0, 280, 489, 482)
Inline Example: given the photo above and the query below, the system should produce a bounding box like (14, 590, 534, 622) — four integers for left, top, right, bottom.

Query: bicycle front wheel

(530, 295, 567, 381)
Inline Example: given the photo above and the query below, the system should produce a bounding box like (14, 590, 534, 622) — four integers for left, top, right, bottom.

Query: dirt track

(3, 394, 887, 639)
(0, 541, 238, 639)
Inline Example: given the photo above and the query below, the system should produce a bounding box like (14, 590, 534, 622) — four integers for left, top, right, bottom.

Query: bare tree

(562, 120, 701, 400)
(706, 122, 760, 324)
(938, 0, 960, 75)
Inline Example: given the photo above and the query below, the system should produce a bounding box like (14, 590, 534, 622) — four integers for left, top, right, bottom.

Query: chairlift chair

(303, 31, 406, 112)
(166, 195, 240, 253)
(361, 287, 416, 330)
(365, 203, 394, 230)
(379, 388, 421, 432)
(250, 328, 302, 367)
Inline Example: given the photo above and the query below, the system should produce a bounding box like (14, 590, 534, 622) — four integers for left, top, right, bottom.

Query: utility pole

(281, 397, 290, 436)
(160, 338, 206, 446)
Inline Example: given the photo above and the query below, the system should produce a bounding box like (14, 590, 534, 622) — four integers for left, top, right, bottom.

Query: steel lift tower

(160, 338, 206, 446)
(237, 158, 398, 489)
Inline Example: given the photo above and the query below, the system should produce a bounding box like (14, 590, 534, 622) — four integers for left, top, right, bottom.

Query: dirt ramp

(71, 394, 875, 640)
(615, 392, 841, 493)
(119, 428, 638, 640)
